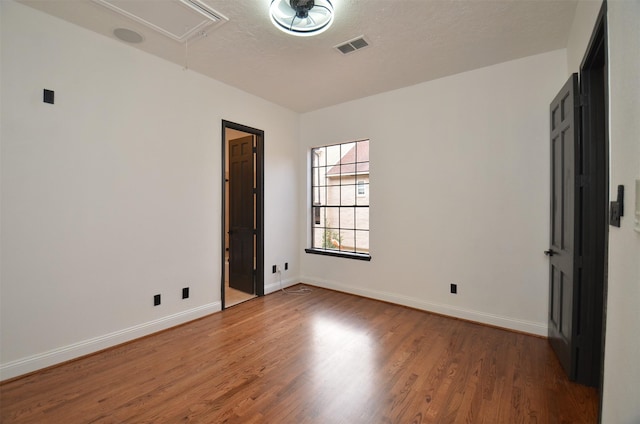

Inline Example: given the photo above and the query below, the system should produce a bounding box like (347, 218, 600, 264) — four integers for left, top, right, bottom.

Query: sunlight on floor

(310, 316, 375, 421)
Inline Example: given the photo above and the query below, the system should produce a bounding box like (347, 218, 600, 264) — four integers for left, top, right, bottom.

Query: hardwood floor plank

(0, 286, 598, 423)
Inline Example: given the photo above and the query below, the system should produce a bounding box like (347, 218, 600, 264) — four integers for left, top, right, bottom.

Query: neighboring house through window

(306, 139, 370, 260)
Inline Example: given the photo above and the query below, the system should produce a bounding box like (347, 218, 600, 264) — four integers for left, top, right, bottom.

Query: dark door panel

(229, 135, 255, 294)
(548, 74, 579, 377)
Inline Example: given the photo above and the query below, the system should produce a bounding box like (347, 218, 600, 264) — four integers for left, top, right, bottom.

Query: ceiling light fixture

(270, 0, 334, 37)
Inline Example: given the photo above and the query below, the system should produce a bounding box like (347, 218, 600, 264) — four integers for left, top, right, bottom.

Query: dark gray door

(229, 135, 255, 294)
(547, 74, 579, 376)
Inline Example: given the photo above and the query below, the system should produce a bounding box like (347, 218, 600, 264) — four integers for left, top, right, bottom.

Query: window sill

(305, 248, 371, 261)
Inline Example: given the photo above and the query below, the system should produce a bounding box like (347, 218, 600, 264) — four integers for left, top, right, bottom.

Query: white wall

(299, 49, 568, 335)
(0, 0, 299, 380)
(602, 1, 640, 422)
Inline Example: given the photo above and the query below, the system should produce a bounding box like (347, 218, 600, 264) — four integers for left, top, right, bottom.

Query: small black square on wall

(43, 89, 54, 104)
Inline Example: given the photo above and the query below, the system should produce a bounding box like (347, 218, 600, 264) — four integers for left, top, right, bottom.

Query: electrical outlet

(272, 265, 277, 274)
(43, 89, 55, 104)
(182, 287, 189, 299)
(450, 284, 457, 294)
(154, 294, 161, 306)
(284, 262, 289, 271)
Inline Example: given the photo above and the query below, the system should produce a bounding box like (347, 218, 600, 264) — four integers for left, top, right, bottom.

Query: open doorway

(222, 120, 264, 308)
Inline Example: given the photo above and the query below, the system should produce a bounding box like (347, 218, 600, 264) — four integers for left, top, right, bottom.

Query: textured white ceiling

(18, 0, 578, 112)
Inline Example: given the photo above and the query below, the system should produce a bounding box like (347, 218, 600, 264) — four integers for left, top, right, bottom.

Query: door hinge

(577, 94, 589, 107)
(252, 147, 257, 154)
(253, 229, 257, 235)
(253, 188, 257, 194)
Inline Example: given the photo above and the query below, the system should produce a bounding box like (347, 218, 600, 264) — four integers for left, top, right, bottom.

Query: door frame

(221, 120, 265, 309)
(579, 0, 608, 411)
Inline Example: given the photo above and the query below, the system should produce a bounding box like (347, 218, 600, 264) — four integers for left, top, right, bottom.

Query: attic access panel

(92, 0, 228, 42)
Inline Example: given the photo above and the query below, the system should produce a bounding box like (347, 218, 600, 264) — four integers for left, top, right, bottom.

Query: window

(306, 139, 370, 260)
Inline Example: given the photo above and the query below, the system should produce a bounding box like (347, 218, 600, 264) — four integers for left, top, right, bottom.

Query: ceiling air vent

(92, 0, 228, 42)
(335, 36, 370, 55)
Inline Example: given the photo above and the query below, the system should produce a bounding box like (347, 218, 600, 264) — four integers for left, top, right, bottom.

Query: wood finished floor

(0, 286, 598, 423)
(225, 284, 256, 307)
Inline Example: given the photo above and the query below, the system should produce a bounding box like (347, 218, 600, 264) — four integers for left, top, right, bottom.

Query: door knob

(544, 249, 556, 256)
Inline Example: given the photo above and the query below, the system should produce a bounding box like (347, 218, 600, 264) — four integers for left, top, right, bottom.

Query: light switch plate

(43, 89, 54, 104)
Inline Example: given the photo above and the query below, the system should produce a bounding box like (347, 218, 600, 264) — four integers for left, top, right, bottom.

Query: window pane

(312, 206, 325, 227)
(341, 142, 356, 164)
(312, 165, 327, 184)
(355, 230, 369, 253)
(341, 182, 356, 206)
(312, 175, 324, 204)
(312, 228, 325, 249)
(326, 187, 341, 206)
(355, 140, 369, 163)
(356, 183, 369, 206)
(340, 229, 355, 252)
(323, 227, 341, 250)
(311, 147, 324, 167)
(325, 207, 339, 227)
(326, 144, 341, 165)
(355, 208, 369, 230)
(340, 207, 355, 230)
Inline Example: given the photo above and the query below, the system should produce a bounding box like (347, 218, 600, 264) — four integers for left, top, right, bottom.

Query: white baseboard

(1, 279, 548, 381)
(264, 276, 299, 294)
(302, 277, 547, 337)
(0, 302, 221, 381)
